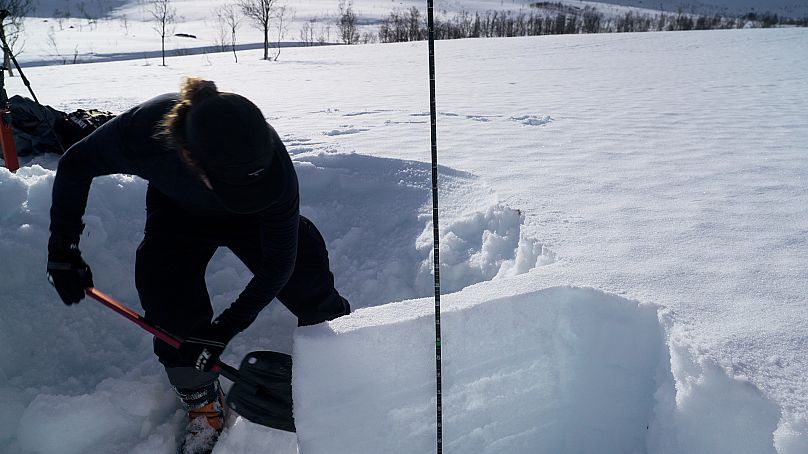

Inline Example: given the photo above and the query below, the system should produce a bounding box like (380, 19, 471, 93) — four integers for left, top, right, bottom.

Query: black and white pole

(426, 1, 443, 453)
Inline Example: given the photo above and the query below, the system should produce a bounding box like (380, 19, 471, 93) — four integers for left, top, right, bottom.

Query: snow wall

(294, 286, 782, 454)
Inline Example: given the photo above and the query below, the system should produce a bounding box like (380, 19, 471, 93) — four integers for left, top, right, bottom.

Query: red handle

(84, 288, 251, 384)
(85, 287, 182, 349)
(85, 288, 231, 375)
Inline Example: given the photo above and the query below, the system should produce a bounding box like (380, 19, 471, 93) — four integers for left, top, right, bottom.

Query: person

(46, 77, 351, 451)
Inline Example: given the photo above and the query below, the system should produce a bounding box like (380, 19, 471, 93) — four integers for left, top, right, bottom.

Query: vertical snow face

(439, 288, 664, 454)
(293, 286, 782, 454)
(294, 288, 656, 453)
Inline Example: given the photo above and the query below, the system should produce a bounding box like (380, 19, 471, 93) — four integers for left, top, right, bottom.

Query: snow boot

(175, 379, 227, 454)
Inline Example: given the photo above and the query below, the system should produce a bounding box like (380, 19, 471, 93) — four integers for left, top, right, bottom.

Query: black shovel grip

(85, 287, 235, 374)
(85, 287, 295, 432)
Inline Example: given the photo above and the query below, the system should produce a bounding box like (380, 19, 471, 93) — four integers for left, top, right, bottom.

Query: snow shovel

(85, 287, 296, 432)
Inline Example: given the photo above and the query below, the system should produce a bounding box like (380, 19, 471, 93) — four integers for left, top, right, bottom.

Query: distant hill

(574, 0, 808, 18)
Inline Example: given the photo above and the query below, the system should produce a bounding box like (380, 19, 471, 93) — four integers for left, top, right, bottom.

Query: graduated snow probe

(426, 1, 444, 453)
(85, 288, 296, 432)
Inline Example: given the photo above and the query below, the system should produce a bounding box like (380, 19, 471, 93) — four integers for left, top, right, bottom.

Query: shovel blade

(225, 351, 296, 432)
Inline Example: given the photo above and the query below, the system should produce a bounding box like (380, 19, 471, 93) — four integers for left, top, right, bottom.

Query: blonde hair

(158, 76, 219, 176)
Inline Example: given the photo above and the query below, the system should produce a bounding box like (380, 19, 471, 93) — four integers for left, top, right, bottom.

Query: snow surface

(1, 7, 807, 454)
(23, 0, 544, 66)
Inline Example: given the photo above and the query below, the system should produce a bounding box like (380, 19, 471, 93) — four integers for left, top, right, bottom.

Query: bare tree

(46, 26, 61, 60)
(0, 0, 33, 76)
(149, 0, 176, 66)
(361, 30, 377, 44)
(120, 14, 130, 35)
(213, 8, 230, 52)
(215, 3, 241, 62)
(54, 9, 70, 31)
(76, 1, 98, 29)
(337, 0, 359, 44)
(270, 4, 292, 61)
(300, 18, 316, 46)
(317, 23, 331, 44)
(239, 0, 277, 61)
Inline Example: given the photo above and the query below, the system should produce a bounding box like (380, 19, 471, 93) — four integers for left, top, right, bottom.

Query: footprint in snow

(511, 115, 552, 126)
(466, 115, 492, 122)
(323, 128, 370, 136)
(343, 111, 380, 117)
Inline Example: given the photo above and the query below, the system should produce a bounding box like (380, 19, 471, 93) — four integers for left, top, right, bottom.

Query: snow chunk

(322, 127, 369, 136)
(19, 392, 130, 453)
(647, 340, 781, 454)
(510, 115, 552, 126)
(213, 417, 298, 454)
(295, 152, 551, 307)
(18, 378, 177, 454)
(775, 416, 808, 454)
(416, 204, 554, 293)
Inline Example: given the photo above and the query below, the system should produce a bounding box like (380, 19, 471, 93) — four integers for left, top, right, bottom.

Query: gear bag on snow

(7, 95, 116, 156)
(8, 95, 64, 156)
(56, 108, 117, 150)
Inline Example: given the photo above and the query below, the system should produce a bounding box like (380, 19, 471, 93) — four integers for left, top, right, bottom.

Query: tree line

(347, 3, 808, 44)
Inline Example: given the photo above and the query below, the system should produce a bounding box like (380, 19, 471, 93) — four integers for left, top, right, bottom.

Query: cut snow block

(292, 286, 668, 454)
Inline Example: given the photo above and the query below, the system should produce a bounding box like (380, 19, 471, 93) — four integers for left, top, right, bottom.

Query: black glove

(47, 239, 93, 305)
(179, 321, 236, 372)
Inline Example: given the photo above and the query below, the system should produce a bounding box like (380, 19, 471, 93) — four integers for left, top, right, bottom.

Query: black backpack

(8, 95, 65, 156)
(7, 95, 116, 156)
(55, 108, 117, 151)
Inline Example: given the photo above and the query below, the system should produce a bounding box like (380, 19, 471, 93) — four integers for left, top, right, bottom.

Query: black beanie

(186, 93, 283, 214)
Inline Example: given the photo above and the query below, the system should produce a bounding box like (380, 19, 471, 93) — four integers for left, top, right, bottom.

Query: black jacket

(49, 93, 299, 334)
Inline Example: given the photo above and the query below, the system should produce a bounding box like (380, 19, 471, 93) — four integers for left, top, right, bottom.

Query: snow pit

(0, 156, 782, 454)
(1, 153, 550, 453)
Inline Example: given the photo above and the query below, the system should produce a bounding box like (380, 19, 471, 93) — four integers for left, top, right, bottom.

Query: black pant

(135, 186, 349, 388)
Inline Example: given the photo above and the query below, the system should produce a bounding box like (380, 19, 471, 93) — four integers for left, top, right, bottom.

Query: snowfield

(0, 9, 807, 454)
